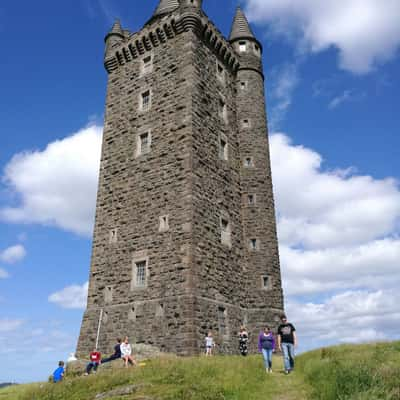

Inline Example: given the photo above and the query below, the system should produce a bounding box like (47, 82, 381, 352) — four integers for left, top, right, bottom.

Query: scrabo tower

(77, 1, 284, 356)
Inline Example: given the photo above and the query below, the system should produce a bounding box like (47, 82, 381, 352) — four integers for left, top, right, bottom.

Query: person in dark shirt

(277, 314, 297, 374)
(101, 338, 122, 364)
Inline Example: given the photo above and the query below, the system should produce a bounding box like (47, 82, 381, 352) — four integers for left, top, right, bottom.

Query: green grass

(2, 342, 399, 400)
(297, 341, 400, 400)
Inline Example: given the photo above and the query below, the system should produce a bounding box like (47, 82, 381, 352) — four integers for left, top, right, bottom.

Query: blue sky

(1, 0, 399, 383)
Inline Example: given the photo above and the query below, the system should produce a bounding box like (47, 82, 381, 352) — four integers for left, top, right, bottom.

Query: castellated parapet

(77, 1, 284, 357)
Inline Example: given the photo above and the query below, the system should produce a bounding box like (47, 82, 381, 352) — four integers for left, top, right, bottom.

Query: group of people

(53, 315, 296, 382)
(52, 336, 137, 382)
(205, 314, 297, 375)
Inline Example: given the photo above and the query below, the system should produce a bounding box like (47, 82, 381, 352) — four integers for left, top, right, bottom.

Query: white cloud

(267, 64, 299, 129)
(0, 319, 24, 332)
(1, 124, 102, 236)
(0, 244, 26, 264)
(245, 0, 400, 74)
(48, 282, 88, 309)
(287, 290, 400, 348)
(328, 90, 365, 109)
(269, 132, 400, 347)
(0, 268, 9, 279)
(271, 134, 400, 250)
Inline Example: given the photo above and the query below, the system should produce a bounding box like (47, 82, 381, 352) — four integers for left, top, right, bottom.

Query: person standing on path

(277, 315, 297, 374)
(238, 326, 249, 356)
(258, 327, 275, 373)
(102, 338, 122, 364)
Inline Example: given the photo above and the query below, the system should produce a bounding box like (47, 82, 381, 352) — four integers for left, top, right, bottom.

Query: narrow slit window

(244, 157, 254, 167)
(262, 276, 271, 289)
(219, 136, 228, 161)
(239, 41, 247, 52)
(140, 132, 150, 154)
(109, 228, 118, 243)
(219, 98, 228, 124)
(142, 55, 153, 75)
(217, 63, 224, 82)
(159, 215, 169, 232)
(248, 194, 255, 205)
(249, 238, 258, 251)
(220, 217, 231, 247)
(240, 81, 247, 90)
(242, 119, 250, 128)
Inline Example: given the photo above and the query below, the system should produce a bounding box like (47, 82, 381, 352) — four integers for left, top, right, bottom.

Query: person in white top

(120, 336, 137, 367)
(205, 331, 215, 356)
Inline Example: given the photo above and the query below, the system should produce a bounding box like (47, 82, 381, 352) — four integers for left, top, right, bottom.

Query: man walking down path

(277, 315, 297, 374)
(102, 338, 122, 364)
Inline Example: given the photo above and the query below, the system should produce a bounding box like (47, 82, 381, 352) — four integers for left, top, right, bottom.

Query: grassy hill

(1, 341, 399, 400)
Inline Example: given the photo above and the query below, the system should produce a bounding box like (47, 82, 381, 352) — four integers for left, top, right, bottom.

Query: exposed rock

(94, 384, 146, 399)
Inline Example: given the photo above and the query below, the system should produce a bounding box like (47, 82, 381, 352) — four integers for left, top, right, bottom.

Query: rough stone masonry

(77, 0, 285, 357)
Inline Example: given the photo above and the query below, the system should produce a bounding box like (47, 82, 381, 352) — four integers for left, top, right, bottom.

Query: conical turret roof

(111, 19, 123, 35)
(229, 7, 256, 41)
(153, 0, 180, 17)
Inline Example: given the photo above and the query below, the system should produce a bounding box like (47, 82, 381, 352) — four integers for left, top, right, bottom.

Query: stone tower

(77, 1, 284, 357)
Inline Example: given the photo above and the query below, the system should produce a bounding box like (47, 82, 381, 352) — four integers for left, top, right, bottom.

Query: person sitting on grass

(120, 336, 137, 367)
(53, 361, 65, 383)
(85, 348, 101, 375)
(258, 327, 275, 373)
(101, 338, 122, 364)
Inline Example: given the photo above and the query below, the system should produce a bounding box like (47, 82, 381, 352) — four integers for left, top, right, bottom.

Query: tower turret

(104, 19, 125, 72)
(153, 0, 180, 17)
(229, 7, 263, 75)
(231, 7, 284, 327)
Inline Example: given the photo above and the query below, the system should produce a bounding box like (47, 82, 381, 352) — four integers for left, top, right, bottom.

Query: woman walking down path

(258, 327, 275, 373)
(120, 337, 137, 367)
(238, 326, 249, 356)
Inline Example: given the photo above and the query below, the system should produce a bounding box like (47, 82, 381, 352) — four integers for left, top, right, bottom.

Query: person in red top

(84, 348, 101, 375)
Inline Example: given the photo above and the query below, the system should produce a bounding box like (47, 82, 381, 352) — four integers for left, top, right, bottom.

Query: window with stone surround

(109, 228, 118, 244)
(136, 130, 151, 157)
(218, 306, 227, 335)
(244, 157, 254, 167)
(141, 54, 153, 76)
(240, 81, 248, 90)
(128, 307, 136, 321)
(104, 286, 113, 303)
(262, 275, 272, 290)
(140, 90, 151, 111)
(159, 215, 169, 232)
(249, 238, 258, 251)
(216, 62, 225, 83)
(219, 98, 228, 124)
(242, 119, 250, 128)
(247, 194, 256, 206)
(220, 216, 231, 248)
(131, 258, 148, 289)
(239, 41, 247, 52)
(219, 134, 228, 161)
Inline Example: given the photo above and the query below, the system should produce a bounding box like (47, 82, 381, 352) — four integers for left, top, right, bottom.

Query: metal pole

(95, 308, 103, 349)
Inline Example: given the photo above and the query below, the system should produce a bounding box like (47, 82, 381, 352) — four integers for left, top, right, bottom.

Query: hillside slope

(1, 341, 399, 400)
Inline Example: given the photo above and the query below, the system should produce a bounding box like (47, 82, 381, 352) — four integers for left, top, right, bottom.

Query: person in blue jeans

(277, 314, 297, 374)
(258, 327, 275, 373)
